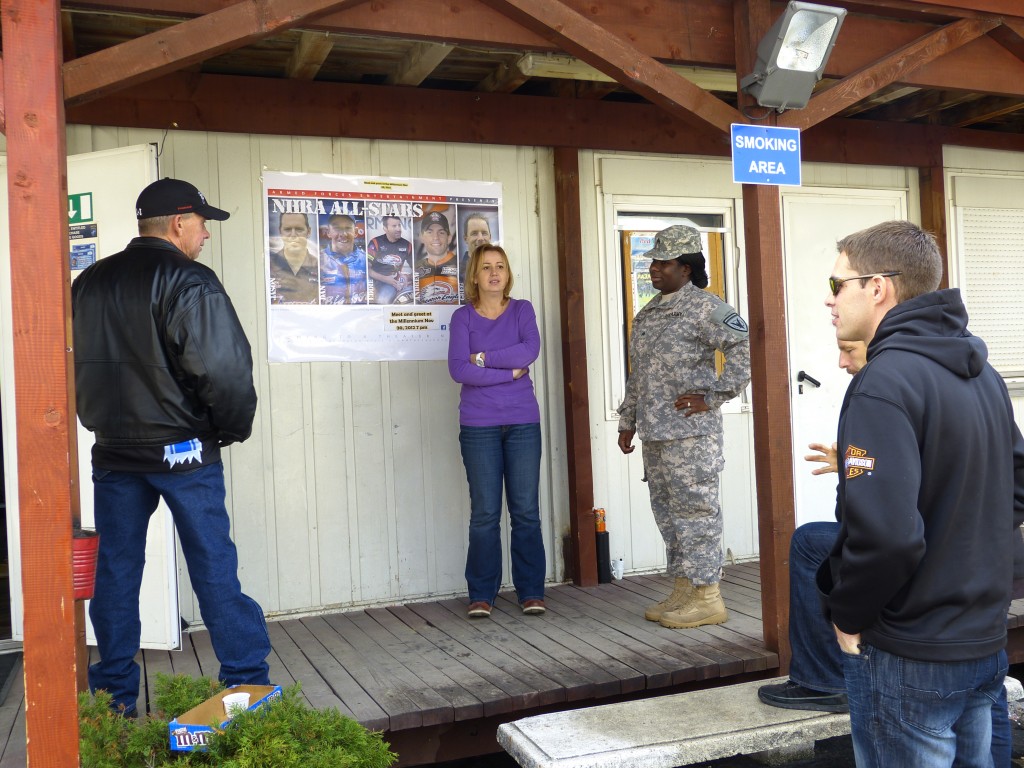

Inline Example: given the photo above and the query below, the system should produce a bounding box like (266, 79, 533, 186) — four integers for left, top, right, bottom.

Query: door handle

(797, 371, 821, 388)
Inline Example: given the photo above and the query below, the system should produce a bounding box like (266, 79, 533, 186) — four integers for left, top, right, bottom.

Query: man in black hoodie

(818, 220, 1024, 767)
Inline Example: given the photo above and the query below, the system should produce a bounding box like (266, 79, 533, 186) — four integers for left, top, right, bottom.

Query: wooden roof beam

(941, 94, 1024, 127)
(64, 70, 1024, 160)
(864, 88, 976, 122)
(835, 84, 921, 117)
(476, 56, 530, 93)
(55, 1, 1024, 97)
(386, 42, 455, 86)
(878, 0, 1024, 15)
(61, 10, 78, 63)
(285, 31, 334, 80)
(573, 81, 621, 100)
(779, 16, 1000, 131)
(989, 20, 1024, 61)
(477, 0, 741, 135)
(62, 0, 369, 106)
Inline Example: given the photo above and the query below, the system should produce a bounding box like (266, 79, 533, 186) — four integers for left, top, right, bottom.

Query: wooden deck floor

(0, 563, 778, 765)
(3, 562, 1021, 765)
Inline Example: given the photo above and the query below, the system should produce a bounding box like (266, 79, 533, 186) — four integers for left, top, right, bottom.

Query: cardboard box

(168, 684, 282, 752)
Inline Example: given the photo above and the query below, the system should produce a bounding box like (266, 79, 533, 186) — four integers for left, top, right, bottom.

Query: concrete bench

(497, 677, 850, 768)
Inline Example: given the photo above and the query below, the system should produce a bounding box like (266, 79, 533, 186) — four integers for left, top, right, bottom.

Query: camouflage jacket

(618, 282, 751, 442)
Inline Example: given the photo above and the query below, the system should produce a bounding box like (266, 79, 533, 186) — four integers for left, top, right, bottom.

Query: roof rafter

(989, 20, 1024, 62)
(286, 30, 334, 80)
(62, 0, 369, 106)
(877, 0, 1023, 14)
(61, 10, 77, 62)
(477, 0, 741, 135)
(57, 0, 1024, 98)
(476, 57, 531, 93)
(858, 88, 970, 122)
(941, 95, 1024, 127)
(386, 42, 455, 86)
(780, 16, 1000, 130)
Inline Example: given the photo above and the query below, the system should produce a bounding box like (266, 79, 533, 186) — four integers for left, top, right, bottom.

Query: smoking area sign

(731, 124, 802, 187)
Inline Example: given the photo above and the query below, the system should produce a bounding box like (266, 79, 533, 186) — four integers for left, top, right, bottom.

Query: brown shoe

(521, 599, 546, 615)
(467, 601, 492, 618)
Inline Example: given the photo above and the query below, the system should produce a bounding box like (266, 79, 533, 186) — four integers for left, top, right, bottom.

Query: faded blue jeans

(459, 423, 545, 605)
(793, 521, 1010, 765)
(88, 463, 271, 714)
(789, 521, 845, 693)
(843, 643, 1006, 768)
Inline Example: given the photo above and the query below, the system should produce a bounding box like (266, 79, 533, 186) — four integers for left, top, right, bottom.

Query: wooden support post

(735, 0, 794, 671)
(919, 132, 949, 288)
(2, 0, 82, 764)
(553, 147, 597, 586)
(741, 186, 794, 669)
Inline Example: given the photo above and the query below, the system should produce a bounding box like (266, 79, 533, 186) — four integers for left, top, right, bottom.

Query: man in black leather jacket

(72, 178, 271, 717)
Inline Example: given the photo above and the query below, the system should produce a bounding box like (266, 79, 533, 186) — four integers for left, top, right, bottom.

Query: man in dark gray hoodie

(818, 220, 1024, 768)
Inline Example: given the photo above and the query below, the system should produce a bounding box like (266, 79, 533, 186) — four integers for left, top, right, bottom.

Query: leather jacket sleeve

(165, 283, 257, 446)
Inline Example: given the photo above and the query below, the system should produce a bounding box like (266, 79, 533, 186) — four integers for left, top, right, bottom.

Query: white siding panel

(308, 363, 353, 606)
(52, 126, 565, 621)
(946, 146, 1024, 175)
(351, 363, 398, 602)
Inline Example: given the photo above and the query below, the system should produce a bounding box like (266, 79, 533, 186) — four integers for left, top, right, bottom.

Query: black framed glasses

(828, 271, 901, 296)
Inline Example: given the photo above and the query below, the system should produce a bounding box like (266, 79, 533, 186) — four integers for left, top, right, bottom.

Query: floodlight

(739, 1, 847, 111)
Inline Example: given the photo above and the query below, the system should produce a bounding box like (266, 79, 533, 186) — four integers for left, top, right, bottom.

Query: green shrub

(79, 674, 397, 768)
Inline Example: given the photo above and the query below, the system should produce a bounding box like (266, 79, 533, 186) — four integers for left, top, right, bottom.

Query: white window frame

(598, 195, 744, 419)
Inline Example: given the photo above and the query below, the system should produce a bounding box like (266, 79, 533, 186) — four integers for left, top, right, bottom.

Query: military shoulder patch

(710, 303, 749, 336)
(844, 444, 875, 479)
(723, 312, 748, 333)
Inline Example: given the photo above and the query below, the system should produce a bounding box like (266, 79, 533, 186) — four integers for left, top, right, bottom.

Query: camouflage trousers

(641, 436, 725, 586)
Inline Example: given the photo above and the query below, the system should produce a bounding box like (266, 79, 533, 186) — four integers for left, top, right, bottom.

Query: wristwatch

(474, 353, 486, 368)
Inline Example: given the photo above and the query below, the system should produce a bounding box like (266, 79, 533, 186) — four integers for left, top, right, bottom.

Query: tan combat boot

(659, 583, 728, 628)
(644, 577, 693, 622)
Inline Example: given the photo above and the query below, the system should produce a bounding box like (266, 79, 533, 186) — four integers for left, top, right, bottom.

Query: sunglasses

(828, 271, 901, 296)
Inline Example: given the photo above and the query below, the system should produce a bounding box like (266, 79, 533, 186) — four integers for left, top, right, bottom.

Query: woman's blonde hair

(463, 243, 514, 305)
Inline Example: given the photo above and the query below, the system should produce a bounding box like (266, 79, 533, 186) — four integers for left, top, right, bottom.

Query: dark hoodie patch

(845, 444, 875, 479)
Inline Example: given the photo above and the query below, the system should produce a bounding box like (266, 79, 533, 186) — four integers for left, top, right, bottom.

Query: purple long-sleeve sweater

(447, 298, 541, 427)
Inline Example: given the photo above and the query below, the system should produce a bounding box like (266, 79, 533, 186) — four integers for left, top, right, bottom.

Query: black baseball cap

(420, 211, 450, 234)
(135, 178, 230, 221)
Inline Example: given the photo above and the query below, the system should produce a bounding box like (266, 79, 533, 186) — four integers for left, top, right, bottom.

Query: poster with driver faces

(264, 171, 501, 362)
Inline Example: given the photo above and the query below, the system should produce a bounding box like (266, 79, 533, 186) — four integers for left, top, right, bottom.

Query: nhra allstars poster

(263, 171, 502, 362)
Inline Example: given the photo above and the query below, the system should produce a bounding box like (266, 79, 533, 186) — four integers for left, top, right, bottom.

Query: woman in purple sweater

(448, 244, 546, 618)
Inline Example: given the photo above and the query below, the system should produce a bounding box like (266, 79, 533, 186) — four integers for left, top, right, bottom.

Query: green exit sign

(68, 192, 93, 224)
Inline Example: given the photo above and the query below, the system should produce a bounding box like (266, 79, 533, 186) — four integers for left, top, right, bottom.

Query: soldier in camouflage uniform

(617, 225, 751, 629)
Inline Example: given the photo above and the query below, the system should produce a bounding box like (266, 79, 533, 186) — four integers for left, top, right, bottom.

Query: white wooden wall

(3, 127, 1019, 623)
(8, 127, 568, 623)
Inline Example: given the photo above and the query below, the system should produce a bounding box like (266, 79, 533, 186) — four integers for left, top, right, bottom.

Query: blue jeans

(789, 522, 844, 693)
(791, 522, 1011, 764)
(88, 463, 271, 714)
(459, 423, 545, 604)
(843, 643, 1006, 768)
